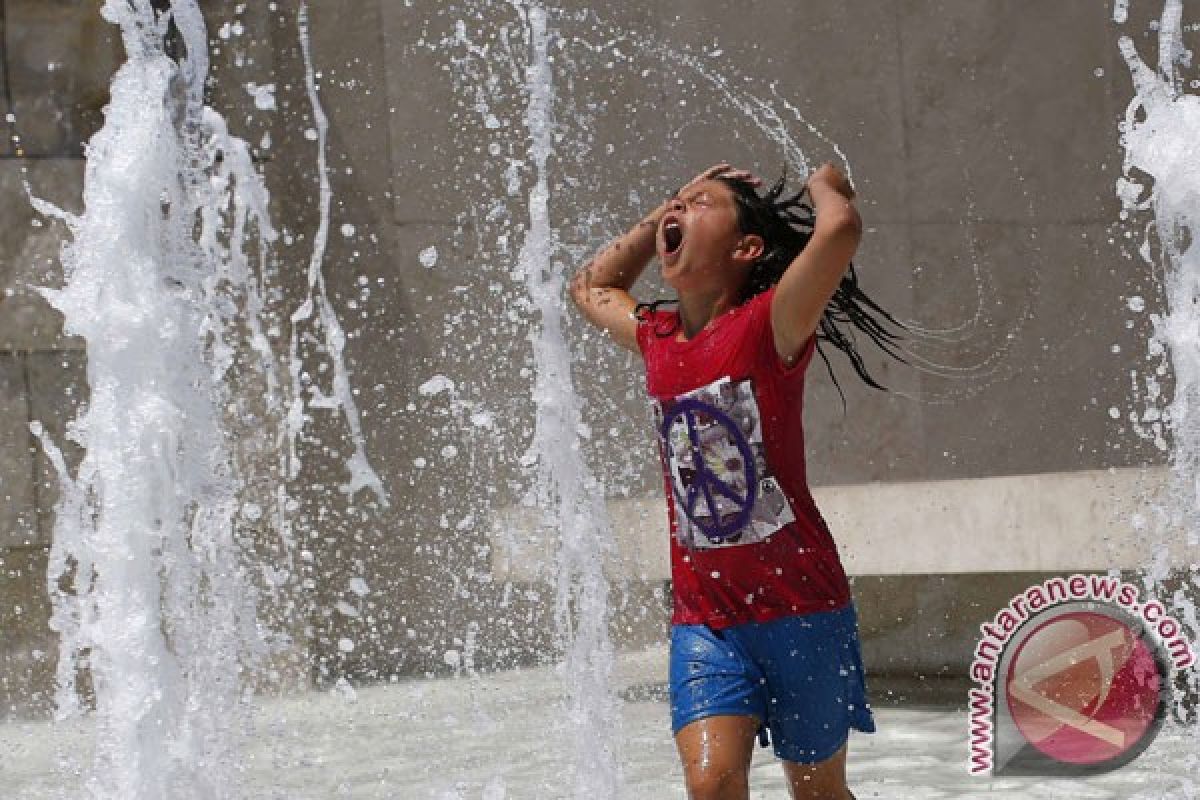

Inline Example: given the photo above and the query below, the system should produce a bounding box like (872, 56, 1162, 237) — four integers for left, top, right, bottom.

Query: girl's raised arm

(770, 164, 863, 366)
(567, 202, 665, 353)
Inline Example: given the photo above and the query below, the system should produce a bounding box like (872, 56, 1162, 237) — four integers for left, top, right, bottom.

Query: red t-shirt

(636, 287, 852, 629)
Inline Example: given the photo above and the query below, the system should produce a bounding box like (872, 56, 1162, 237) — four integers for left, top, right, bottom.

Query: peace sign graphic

(661, 397, 758, 543)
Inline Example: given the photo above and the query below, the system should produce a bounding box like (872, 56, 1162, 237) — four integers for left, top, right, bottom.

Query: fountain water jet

(511, 3, 620, 796)
(26, 1, 383, 796)
(1117, 0, 1200, 733)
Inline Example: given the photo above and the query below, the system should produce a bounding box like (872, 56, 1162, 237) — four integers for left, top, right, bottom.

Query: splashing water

(21, 0, 1192, 794)
(1118, 0, 1200, 530)
(1116, 0, 1200, 763)
(509, 2, 621, 795)
(292, 3, 388, 508)
(25, 1, 382, 796)
(29, 5, 261, 795)
(432, 14, 641, 793)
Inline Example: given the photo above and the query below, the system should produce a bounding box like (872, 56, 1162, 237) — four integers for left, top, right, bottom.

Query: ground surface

(3, 645, 1196, 798)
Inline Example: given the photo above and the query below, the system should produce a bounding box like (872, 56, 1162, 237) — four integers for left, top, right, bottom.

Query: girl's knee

(782, 745, 850, 800)
(684, 761, 750, 800)
(786, 783, 854, 800)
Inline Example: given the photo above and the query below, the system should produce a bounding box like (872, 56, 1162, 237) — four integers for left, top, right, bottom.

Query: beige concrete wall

(491, 467, 1189, 584)
(0, 0, 1189, 715)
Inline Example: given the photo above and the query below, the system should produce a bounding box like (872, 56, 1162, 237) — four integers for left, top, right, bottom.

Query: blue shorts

(669, 603, 877, 764)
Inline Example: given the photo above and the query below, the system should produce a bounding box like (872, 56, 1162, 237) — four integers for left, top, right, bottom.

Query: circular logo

(660, 397, 757, 543)
(1004, 606, 1169, 770)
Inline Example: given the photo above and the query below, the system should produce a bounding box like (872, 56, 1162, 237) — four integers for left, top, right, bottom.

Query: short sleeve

(635, 307, 676, 359)
(635, 313, 652, 357)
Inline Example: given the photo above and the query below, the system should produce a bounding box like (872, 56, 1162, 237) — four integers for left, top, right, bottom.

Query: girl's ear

(734, 234, 765, 263)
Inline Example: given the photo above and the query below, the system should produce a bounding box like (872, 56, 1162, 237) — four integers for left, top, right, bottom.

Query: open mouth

(662, 217, 684, 255)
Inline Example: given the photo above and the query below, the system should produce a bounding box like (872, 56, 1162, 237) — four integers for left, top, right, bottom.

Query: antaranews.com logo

(968, 573, 1195, 776)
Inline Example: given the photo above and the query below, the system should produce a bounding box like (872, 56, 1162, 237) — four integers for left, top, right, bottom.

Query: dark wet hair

(635, 170, 908, 407)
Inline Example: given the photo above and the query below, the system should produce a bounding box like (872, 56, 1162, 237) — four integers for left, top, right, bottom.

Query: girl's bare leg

(782, 741, 855, 800)
(674, 715, 760, 800)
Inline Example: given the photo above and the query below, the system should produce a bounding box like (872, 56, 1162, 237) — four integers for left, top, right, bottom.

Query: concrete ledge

(489, 466, 1186, 583)
(819, 466, 1185, 575)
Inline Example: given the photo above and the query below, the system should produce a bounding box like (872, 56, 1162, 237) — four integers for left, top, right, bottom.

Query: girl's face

(657, 179, 759, 296)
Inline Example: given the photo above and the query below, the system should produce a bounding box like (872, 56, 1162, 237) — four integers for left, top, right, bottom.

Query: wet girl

(569, 162, 903, 799)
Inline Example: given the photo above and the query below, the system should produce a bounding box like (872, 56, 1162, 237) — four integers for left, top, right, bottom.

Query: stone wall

(0, 0, 1190, 717)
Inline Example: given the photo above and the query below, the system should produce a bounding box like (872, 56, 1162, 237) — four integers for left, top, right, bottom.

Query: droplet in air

(243, 82, 277, 111)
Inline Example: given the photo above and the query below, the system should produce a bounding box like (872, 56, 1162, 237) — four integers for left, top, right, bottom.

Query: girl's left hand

(806, 162, 855, 200)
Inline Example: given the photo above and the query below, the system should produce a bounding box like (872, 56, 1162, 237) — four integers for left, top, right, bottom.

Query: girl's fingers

(725, 170, 762, 186)
(677, 164, 727, 194)
(680, 163, 763, 193)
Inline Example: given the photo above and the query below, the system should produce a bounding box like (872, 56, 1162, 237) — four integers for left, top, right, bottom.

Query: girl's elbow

(567, 270, 590, 308)
(815, 206, 862, 246)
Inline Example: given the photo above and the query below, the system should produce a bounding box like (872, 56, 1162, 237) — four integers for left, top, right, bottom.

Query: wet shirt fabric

(636, 287, 852, 629)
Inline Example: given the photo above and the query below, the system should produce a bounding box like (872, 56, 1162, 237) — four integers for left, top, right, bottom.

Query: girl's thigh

(674, 714, 759, 800)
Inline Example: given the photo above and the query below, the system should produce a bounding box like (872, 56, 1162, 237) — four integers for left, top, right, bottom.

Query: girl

(569, 162, 904, 800)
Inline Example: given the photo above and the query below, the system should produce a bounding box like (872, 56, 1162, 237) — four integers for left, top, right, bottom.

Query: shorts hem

(773, 717, 876, 764)
(670, 707, 764, 736)
(774, 730, 849, 765)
